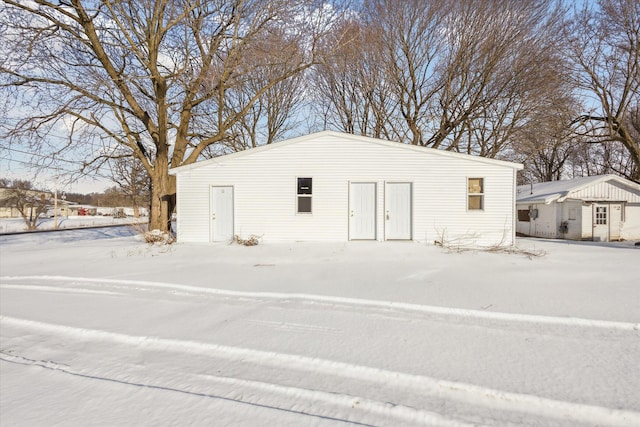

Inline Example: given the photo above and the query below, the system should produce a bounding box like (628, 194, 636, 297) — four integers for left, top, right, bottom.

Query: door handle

(212, 214, 216, 220)
(350, 210, 354, 217)
(386, 210, 390, 220)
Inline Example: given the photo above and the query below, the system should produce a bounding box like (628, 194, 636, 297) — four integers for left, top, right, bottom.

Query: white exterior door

(385, 182, 412, 240)
(609, 203, 622, 241)
(592, 203, 609, 242)
(349, 182, 376, 240)
(210, 186, 234, 242)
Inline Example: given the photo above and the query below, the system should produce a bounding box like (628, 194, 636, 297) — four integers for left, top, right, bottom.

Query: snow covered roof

(516, 174, 640, 204)
(170, 130, 523, 174)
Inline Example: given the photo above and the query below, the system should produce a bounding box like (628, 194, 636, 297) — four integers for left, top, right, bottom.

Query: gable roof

(170, 130, 523, 174)
(516, 174, 640, 204)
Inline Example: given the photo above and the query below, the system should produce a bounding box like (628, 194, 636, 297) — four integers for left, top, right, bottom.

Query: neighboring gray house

(516, 174, 640, 242)
(170, 131, 523, 246)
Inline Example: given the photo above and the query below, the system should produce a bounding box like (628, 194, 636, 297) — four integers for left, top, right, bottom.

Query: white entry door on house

(592, 203, 609, 242)
(349, 182, 376, 240)
(210, 186, 234, 242)
(609, 204, 622, 241)
(385, 182, 412, 240)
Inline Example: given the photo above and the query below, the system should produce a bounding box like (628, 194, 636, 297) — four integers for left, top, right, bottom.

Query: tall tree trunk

(148, 157, 176, 233)
(619, 127, 640, 181)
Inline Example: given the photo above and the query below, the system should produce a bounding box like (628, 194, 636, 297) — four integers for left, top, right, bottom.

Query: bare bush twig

(433, 228, 545, 258)
(234, 234, 262, 246)
(142, 228, 175, 245)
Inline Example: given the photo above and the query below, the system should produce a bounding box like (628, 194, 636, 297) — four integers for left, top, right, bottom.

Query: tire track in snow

(0, 284, 121, 296)
(2, 315, 639, 427)
(0, 353, 375, 427)
(0, 351, 468, 427)
(2, 275, 638, 331)
(245, 319, 342, 334)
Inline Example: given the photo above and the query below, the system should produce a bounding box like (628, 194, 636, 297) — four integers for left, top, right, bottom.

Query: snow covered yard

(1, 229, 639, 426)
(0, 216, 147, 233)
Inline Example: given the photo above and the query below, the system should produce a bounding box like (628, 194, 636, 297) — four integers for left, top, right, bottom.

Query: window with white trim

(595, 206, 607, 225)
(467, 178, 484, 210)
(568, 207, 577, 220)
(297, 177, 312, 213)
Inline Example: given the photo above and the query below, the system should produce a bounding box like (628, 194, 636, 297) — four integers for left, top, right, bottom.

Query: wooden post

(53, 177, 58, 229)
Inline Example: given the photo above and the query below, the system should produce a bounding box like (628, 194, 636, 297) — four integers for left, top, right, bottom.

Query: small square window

(468, 178, 484, 210)
(297, 177, 312, 214)
(518, 209, 530, 222)
(568, 207, 577, 221)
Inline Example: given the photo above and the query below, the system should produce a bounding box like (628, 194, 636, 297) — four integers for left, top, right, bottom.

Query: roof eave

(170, 130, 524, 174)
(516, 194, 562, 204)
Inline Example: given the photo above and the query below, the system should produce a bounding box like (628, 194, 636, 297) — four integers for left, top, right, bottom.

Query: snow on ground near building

(1, 228, 639, 426)
(0, 216, 147, 233)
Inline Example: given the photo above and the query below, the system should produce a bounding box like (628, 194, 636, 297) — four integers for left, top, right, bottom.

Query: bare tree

(312, 0, 567, 164)
(312, 18, 399, 139)
(232, 27, 309, 149)
(429, 0, 566, 154)
(364, 0, 445, 146)
(515, 93, 582, 182)
(109, 155, 150, 218)
(228, 73, 305, 151)
(0, 0, 344, 232)
(568, 138, 637, 178)
(312, 19, 367, 135)
(566, 0, 640, 181)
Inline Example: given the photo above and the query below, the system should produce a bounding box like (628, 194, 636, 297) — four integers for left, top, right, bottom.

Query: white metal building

(170, 131, 523, 246)
(516, 174, 640, 242)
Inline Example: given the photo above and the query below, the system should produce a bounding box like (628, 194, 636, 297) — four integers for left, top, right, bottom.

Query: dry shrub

(234, 234, 261, 246)
(144, 229, 175, 245)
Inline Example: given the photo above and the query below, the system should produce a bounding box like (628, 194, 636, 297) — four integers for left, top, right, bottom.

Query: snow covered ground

(1, 228, 638, 426)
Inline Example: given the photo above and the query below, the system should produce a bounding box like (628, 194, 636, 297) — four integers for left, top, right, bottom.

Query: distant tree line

(65, 187, 148, 209)
(1, 178, 149, 209)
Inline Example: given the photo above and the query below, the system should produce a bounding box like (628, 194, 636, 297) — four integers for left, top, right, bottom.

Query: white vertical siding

(515, 177, 640, 241)
(517, 201, 588, 240)
(522, 203, 558, 238)
(621, 205, 640, 240)
(571, 181, 640, 241)
(561, 201, 583, 240)
(175, 134, 518, 246)
(581, 204, 593, 239)
(519, 201, 635, 241)
(608, 203, 623, 241)
(515, 204, 532, 236)
(569, 181, 640, 202)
